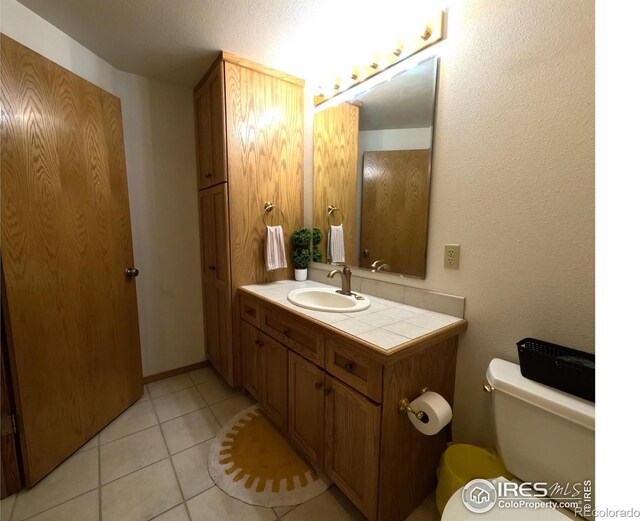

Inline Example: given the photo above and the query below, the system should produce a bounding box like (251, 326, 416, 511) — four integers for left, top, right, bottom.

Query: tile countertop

(239, 280, 466, 352)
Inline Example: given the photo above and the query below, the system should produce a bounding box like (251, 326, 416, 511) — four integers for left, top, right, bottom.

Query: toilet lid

(442, 477, 573, 520)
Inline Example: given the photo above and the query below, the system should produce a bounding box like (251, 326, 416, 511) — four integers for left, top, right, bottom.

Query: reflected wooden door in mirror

(360, 150, 431, 278)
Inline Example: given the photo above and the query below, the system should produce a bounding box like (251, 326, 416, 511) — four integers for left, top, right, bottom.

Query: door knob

(125, 267, 139, 278)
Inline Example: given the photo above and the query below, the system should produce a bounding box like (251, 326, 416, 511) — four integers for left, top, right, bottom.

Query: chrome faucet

(327, 265, 353, 296)
(371, 259, 390, 272)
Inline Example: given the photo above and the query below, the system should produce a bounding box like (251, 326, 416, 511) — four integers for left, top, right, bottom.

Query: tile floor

(1, 367, 439, 521)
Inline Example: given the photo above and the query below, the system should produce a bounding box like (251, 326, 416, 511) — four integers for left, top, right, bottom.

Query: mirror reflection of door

(359, 150, 431, 278)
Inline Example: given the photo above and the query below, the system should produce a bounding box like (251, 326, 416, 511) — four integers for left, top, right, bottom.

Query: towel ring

(263, 202, 285, 226)
(327, 205, 343, 227)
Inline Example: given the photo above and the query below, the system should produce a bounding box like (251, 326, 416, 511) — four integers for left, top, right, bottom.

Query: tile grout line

(18, 487, 100, 521)
(149, 385, 194, 521)
(98, 432, 103, 521)
(8, 492, 17, 521)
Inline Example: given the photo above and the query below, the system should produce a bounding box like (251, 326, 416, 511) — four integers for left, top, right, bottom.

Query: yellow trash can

(435, 444, 511, 514)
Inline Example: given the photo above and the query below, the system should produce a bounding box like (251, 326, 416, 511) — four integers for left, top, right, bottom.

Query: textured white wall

(427, 0, 594, 445)
(1, 0, 206, 376)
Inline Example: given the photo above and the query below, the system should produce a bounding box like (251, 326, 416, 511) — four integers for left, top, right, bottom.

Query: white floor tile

(196, 378, 238, 405)
(189, 366, 217, 385)
(99, 401, 158, 444)
(101, 459, 182, 521)
(135, 385, 151, 403)
(187, 486, 276, 521)
(151, 503, 190, 521)
(404, 494, 440, 521)
(153, 388, 206, 423)
(12, 448, 98, 521)
(281, 487, 365, 520)
(1, 494, 16, 521)
(171, 440, 214, 499)
(148, 375, 193, 399)
(25, 490, 99, 521)
(161, 408, 220, 455)
(273, 505, 297, 517)
(76, 434, 99, 454)
(209, 394, 255, 425)
(100, 425, 168, 484)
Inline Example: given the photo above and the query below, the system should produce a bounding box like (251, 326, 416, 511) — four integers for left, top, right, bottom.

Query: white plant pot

(294, 268, 308, 281)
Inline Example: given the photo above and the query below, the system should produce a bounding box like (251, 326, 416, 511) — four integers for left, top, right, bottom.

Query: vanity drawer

(261, 306, 325, 367)
(326, 336, 383, 402)
(239, 294, 261, 328)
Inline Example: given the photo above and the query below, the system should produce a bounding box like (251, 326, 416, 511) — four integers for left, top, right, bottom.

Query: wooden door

(261, 336, 288, 431)
(198, 184, 232, 382)
(240, 322, 261, 400)
(289, 352, 326, 467)
(1, 305, 22, 498)
(359, 150, 431, 278)
(325, 377, 380, 521)
(194, 79, 214, 189)
(0, 36, 143, 484)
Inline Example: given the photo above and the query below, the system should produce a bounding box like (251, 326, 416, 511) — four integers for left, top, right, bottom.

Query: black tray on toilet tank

(516, 338, 595, 402)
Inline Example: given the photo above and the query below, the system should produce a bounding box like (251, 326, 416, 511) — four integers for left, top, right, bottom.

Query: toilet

(442, 358, 595, 520)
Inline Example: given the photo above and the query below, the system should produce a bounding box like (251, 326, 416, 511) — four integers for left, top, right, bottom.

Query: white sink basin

(287, 287, 370, 313)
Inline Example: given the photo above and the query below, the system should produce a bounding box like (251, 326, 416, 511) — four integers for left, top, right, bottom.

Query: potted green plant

(291, 227, 312, 281)
(312, 228, 323, 263)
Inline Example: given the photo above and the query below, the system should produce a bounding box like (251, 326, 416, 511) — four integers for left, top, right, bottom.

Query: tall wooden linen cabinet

(194, 53, 304, 385)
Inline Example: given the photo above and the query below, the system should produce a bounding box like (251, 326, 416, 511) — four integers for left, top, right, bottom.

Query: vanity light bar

(314, 10, 444, 107)
(314, 41, 443, 113)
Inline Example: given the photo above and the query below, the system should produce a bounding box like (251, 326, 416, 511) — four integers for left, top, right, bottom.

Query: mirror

(313, 55, 438, 278)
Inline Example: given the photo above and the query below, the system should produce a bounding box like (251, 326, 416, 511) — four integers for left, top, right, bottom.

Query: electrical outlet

(444, 244, 460, 269)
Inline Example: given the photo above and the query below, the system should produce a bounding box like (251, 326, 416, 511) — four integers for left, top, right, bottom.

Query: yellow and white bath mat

(207, 404, 331, 507)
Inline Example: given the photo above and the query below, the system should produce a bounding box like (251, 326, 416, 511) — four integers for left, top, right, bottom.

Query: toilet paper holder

(398, 387, 429, 422)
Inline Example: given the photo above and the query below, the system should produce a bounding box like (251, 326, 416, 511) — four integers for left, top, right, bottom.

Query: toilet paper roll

(408, 391, 453, 435)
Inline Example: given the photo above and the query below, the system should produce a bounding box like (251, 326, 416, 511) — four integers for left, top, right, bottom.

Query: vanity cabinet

(289, 352, 326, 467)
(325, 377, 381, 521)
(194, 53, 304, 386)
(240, 322, 288, 431)
(238, 289, 467, 521)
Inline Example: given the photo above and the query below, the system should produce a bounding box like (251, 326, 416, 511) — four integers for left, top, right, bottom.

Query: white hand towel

(328, 224, 345, 264)
(265, 225, 288, 271)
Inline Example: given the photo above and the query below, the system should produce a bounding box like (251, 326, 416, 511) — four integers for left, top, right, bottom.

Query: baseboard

(142, 360, 210, 385)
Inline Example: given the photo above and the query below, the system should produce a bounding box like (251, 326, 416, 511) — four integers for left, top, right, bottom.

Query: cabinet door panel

(209, 64, 227, 186)
(325, 377, 380, 521)
(261, 336, 288, 431)
(289, 352, 325, 467)
(240, 321, 261, 400)
(195, 80, 213, 189)
(199, 185, 232, 383)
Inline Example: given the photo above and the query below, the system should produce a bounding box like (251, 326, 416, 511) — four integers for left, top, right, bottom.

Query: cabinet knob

(344, 362, 354, 372)
(314, 382, 324, 391)
(283, 328, 291, 337)
(324, 387, 332, 395)
(208, 265, 216, 271)
(205, 172, 213, 178)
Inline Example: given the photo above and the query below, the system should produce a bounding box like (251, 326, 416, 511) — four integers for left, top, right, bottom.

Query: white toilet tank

(486, 359, 595, 499)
